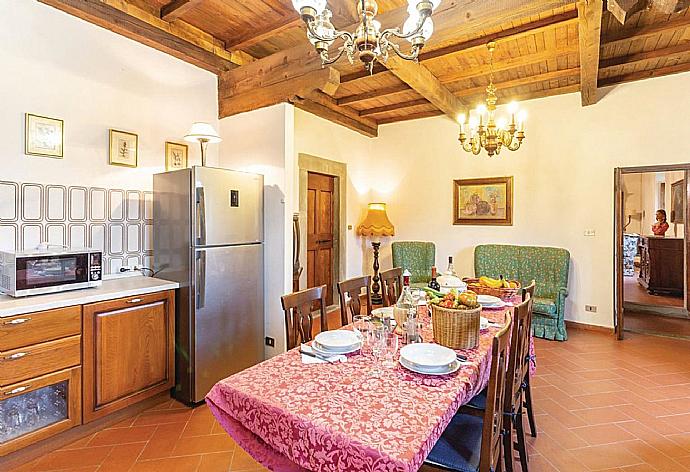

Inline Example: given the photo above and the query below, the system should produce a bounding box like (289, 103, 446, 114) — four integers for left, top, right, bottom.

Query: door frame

(298, 154, 347, 307)
(614, 164, 690, 340)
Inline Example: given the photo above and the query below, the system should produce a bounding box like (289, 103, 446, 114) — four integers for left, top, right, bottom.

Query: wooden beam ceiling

(225, 16, 303, 51)
(599, 59, 690, 87)
(160, 0, 203, 21)
(292, 91, 379, 137)
(606, 0, 648, 24)
(577, 0, 604, 106)
(38, 0, 249, 72)
(602, 13, 690, 46)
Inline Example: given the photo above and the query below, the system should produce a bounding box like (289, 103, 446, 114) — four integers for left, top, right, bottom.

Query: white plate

(371, 307, 394, 318)
(480, 317, 490, 330)
(312, 341, 362, 356)
(400, 357, 462, 376)
(315, 330, 361, 351)
(400, 343, 456, 368)
(477, 294, 503, 305)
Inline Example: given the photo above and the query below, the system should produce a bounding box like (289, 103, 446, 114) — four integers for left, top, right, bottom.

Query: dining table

(206, 296, 536, 472)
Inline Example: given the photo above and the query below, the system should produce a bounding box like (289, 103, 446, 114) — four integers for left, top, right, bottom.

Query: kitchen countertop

(0, 276, 179, 317)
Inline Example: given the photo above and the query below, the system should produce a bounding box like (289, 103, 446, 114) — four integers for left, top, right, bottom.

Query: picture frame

(453, 176, 514, 226)
(109, 129, 138, 168)
(165, 142, 188, 171)
(25, 113, 64, 158)
(671, 179, 685, 224)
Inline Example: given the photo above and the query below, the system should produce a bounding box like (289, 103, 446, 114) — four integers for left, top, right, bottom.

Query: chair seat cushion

(425, 413, 483, 472)
(465, 389, 487, 410)
(533, 297, 557, 317)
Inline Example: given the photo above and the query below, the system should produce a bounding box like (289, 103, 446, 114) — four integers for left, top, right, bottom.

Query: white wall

(0, 2, 218, 191)
(218, 104, 295, 357)
(293, 70, 690, 330)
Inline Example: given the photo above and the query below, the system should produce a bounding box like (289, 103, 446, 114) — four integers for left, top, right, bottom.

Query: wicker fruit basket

(431, 304, 481, 349)
(463, 278, 521, 301)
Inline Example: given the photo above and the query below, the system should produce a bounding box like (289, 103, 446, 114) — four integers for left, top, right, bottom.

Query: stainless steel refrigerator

(153, 166, 264, 404)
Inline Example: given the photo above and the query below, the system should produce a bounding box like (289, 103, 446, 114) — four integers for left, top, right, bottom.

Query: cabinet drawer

(0, 306, 81, 351)
(0, 335, 81, 386)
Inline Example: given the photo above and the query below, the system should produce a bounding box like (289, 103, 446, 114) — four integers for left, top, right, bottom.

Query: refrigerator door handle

(196, 250, 206, 309)
(196, 186, 207, 246)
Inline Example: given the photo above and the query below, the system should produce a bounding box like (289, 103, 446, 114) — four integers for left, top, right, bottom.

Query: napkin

(300, 344, 348, 364)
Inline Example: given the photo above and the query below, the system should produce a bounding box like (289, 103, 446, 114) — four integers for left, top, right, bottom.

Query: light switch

(584, 229, 596, 237)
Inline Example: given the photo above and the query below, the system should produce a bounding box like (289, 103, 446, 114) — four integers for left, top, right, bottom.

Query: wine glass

(381, 329, 399, 369)
(352, 315, 371, 348)
(369, 325, 385, 378)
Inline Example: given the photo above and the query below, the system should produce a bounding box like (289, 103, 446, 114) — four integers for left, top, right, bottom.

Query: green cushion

(391, 241, 435, 284)
(533, 297, 557, 316)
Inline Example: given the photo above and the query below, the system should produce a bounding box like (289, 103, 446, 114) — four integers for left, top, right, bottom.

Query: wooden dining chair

(380, 267, 403, 307)
(424, 316, 512, 472)
(520, 280, 538, 439)
(281, 285, 328, 350)
(337, 276, 372, 326)
(458, 298, 532, 471)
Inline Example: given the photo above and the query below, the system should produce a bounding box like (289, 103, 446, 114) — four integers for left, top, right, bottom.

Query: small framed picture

(453, 176, 514, 226)
(165, 142, 188, 171)
(25, 113, 64, 158)
(109, 129, 138, 168)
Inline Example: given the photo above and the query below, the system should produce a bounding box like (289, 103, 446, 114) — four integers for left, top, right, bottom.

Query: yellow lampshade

(357, 203, 395, 237)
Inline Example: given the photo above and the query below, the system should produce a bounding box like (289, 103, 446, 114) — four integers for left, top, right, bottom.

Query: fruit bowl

(463, 277, 521, 301)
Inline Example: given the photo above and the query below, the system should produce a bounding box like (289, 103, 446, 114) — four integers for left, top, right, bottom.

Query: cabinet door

(83, 290, 174, 423)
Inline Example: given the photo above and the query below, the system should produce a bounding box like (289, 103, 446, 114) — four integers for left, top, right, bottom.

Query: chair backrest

(481, 314, 512, 472)
(380, 267, 403, 307)
(391, 241, 435, 284)
(281, 285, 328, 350)
(337, 276, 372, 326)
(504, 297, 532, 416)
(521, 279, 536, 303)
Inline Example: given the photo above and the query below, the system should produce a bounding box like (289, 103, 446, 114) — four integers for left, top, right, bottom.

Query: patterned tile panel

(0, 180, 153, 274)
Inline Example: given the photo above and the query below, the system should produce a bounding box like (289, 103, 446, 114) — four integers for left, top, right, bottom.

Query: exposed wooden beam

(337, 84, 411, 105)
(377, 110, 444, 125)
(384, 55, 466, 119)
(360, 98, 431, 116)
(598, 59, 690, 87)
(219, 67, 340, 118)
(600, 41, 690, 70)
(652, 0, 690, 14)
(225, 16, 303, 51)
(606, 0, 647, 24)
(160, 0, 203, 21)
(577, 0, 604, 106)
(38, 0, 246, 72)
(603, 13, 690, 46)
(292, 92, 379, 137)
(452, 67, 581, 96)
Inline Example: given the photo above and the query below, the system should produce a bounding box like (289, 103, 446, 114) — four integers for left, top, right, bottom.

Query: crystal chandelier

(459, 42, 527, 157)
(291, 0, 441, 73)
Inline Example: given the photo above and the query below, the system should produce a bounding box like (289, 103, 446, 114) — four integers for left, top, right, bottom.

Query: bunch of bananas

(478, 276, 518, 289)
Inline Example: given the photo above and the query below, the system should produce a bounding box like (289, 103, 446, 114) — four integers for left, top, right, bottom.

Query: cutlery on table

(300, 348, 337, 364)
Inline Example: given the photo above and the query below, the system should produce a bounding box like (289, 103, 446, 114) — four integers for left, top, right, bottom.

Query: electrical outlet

(585, 305, 597, 313)
(265, 336, 275, 347)
(584, 229, 596, 237)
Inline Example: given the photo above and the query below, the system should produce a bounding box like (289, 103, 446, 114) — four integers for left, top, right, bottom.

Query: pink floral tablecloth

(207, 303, 534, 472)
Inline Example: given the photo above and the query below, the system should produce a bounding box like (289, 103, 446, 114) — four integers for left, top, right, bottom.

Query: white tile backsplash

(1, 181, 151, 274)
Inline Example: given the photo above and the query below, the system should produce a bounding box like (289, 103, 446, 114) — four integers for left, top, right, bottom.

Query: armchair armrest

(556, 286, 568, 315)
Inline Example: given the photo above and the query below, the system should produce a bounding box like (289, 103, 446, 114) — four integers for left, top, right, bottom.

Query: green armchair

(474, 244, 570, 341)
(391, 241, 435, 287)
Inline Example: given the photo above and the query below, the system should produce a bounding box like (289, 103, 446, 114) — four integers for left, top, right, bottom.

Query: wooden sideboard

(638, 236, 684, 295)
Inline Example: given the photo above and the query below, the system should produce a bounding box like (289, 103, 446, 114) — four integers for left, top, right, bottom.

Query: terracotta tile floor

(14, 329, 690, 472)
(623, 273, 683, 308)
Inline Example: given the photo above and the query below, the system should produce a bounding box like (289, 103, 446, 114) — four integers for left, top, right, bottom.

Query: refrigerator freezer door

(191, 244, 264, 403)
(193, 166, 263, 247)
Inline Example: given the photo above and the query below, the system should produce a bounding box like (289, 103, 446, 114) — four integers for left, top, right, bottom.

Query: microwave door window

(17, 254, 89, 290)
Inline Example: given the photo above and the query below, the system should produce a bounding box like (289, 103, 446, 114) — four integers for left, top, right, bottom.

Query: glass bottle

(428, 266, 441, 291)
(445, 256, 456, 276)
(394, 270, 415, 340)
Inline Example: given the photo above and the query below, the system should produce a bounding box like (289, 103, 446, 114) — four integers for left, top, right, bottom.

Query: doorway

(614, 165, 690, 339)
(307, 172, 335, 305)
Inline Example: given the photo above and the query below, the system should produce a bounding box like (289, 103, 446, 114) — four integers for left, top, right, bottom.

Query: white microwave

(0, 247, 102, 297)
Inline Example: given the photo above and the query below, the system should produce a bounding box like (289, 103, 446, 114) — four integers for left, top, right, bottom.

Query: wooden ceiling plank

(603, 13, 690, 47)
(337, 84, 411, 105)
(219, 67, 341, 118)
(599, 58, 690, 86)
(600, 41, 690, 69)
(377, 110, 445, 125)
(577, 0, 604, 106)
(360, 98, 431, 116)
(160, 0, 203, 21)
(225, 16, 303, 51)
(38, 0, 242, 72)
(651, 0, 690, 14)
(453, 67, 581, 97)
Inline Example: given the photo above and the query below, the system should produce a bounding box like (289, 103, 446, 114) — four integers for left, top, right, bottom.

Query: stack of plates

(399, 343, 461, 376)
(371, 307, 394, 319)
(312, 330, 362, 356)
(477, 294, 506, 308)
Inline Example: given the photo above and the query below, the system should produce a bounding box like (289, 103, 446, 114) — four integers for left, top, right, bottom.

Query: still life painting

(453, 176, 513, 226)
(109, 129, 138, 168)
(25, 113, 64, 158)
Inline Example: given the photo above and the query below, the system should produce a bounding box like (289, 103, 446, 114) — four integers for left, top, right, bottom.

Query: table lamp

(184, 122, 222, 167)
(357, 203, 395, 305)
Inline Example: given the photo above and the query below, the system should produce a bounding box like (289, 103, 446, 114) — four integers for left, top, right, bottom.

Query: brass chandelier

(459, 42, 527, 157)
(291, 0, 441, 73)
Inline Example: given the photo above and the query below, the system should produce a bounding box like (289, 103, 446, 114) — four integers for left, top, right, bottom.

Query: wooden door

(614, 168, 625, 340)
(307, 172, 335, 305)
(83, 290, 174, 423)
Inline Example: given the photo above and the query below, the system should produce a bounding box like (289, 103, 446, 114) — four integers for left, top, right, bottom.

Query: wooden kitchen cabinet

(82, 290, 175, 423)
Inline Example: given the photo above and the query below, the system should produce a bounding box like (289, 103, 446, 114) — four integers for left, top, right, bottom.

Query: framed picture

(671, 179, 685, 224)
(453, 176, 513, 226)
(165, 142, 188, 171)
(25, 113, 64, 158)
(109, 129, 138, 168)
